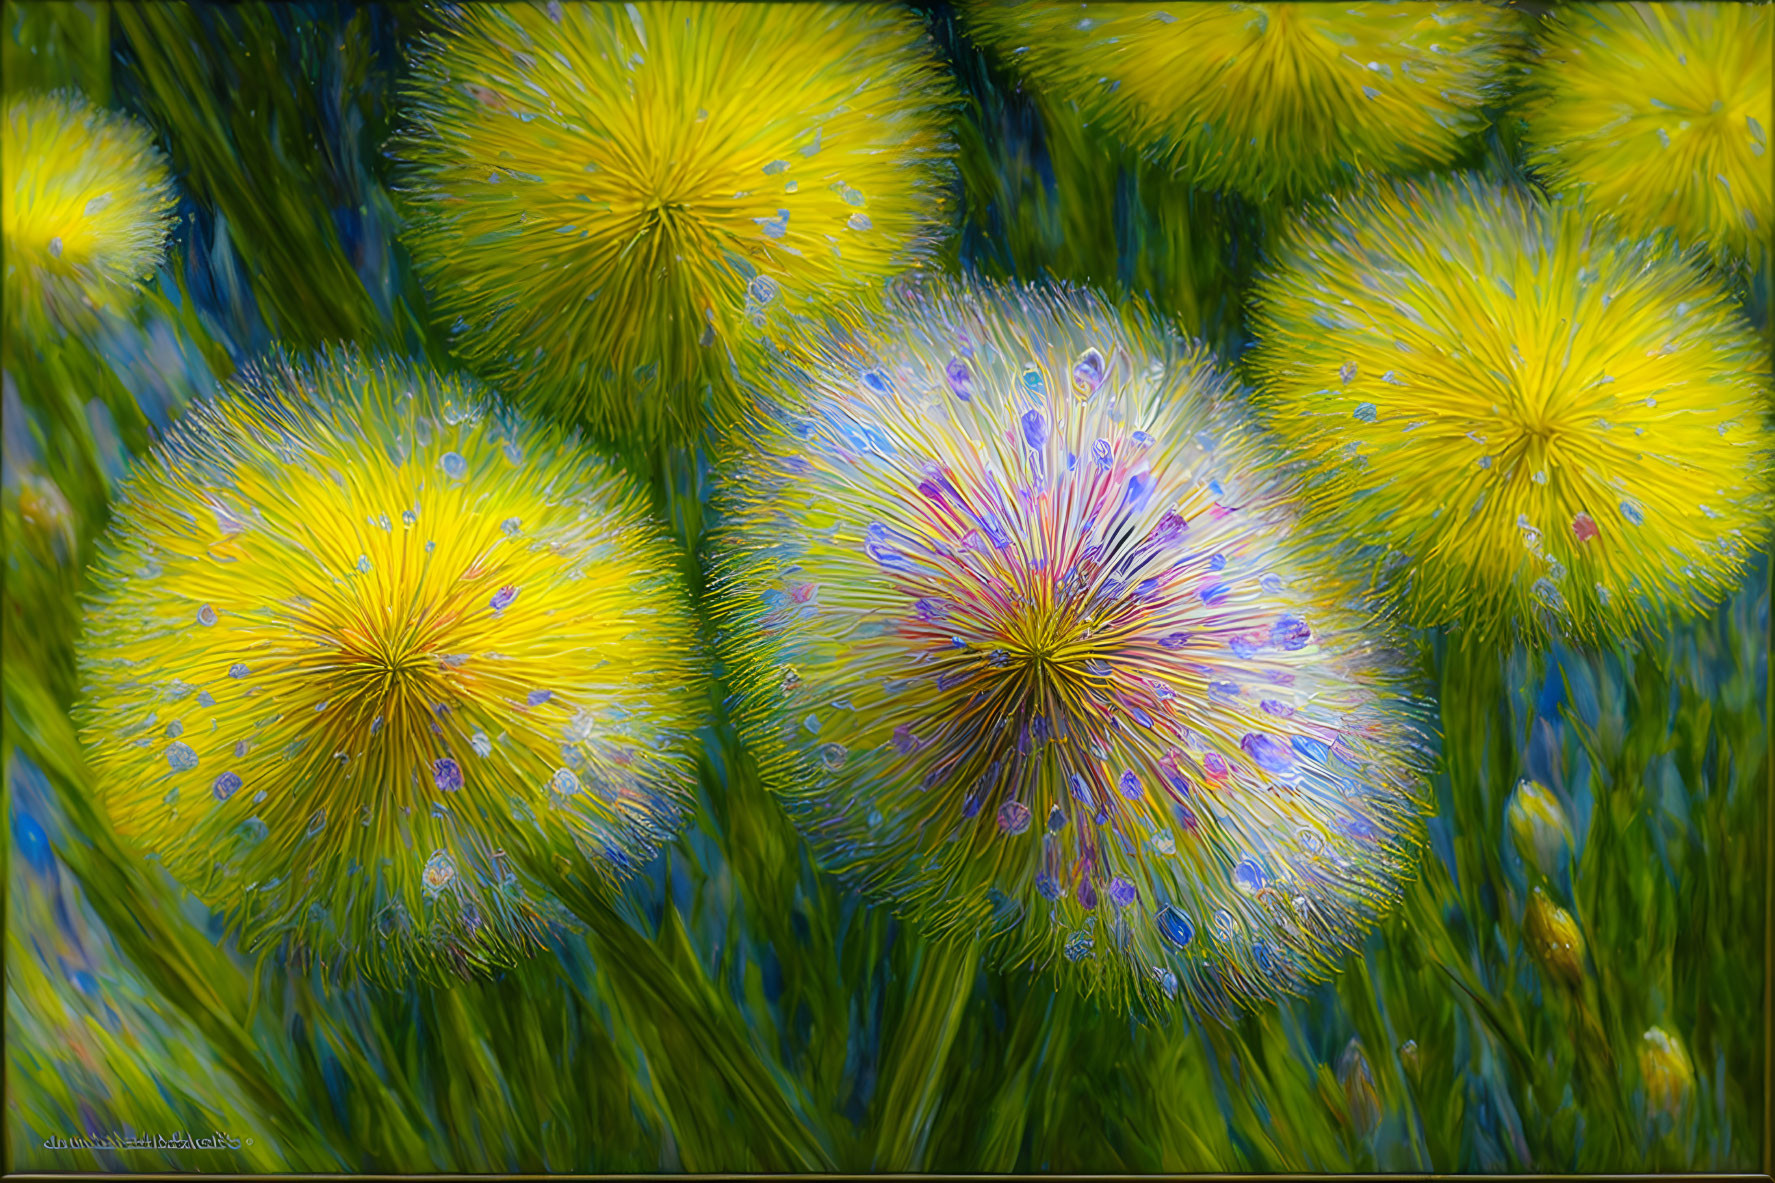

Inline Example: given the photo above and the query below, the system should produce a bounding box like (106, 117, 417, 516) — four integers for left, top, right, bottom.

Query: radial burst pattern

(1521, 2, 1772, 269)
(394, 1, 958, 449)
(1250, 174, 1773, 643)
(3, 91, 176, 335)
(75, 351, 706, 984)
(715, 280, 1430, 1015)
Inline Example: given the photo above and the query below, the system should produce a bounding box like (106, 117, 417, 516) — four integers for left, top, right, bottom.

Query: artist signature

(43, 1132, 252, 1151)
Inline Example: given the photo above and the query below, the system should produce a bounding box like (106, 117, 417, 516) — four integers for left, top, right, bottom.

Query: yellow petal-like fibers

(395, 2, 958, 450)
(76, 351, 706, 985)
(1521, 2, 1772, 269)
(1250, 175, 1773, 644)
(962, 2, 1521, 204)
(3, 92, 175, 335)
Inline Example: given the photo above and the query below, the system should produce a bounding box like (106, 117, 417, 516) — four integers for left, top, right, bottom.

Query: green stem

(870, 934, 982, 1171)
(4, 672, 332, 1164)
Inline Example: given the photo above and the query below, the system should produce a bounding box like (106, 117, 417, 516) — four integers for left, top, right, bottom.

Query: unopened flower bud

(1337, 1037, 1380, 1139)
(1524, 885, 1585, 988)
(1507, 778, 1572, 879)
(1398, 1038, 1421, 1084)
(1639, 1026, 1694, 1120)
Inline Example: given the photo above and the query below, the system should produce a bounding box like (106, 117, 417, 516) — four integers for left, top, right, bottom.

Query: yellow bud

(1398, 1039, 1421, 1085)
(1639, 1027, 1694, 1120)
(1337, 1037, 1380, 1139)
(1507, 778, 1571, 879)
(1523, 886, 1585, 988)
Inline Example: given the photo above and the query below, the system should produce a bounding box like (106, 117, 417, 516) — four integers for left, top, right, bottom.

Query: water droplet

(551, 767, 579, 795)
(228, 663, 249, 679)
(1353, 403, 1378, 422)
(434, 758, 464, 792)
(166, 742, 197, 772)
(1156, 906, 1195, 949)
(1619, 500, 1645, 526)
(47, 236, 63, 258)
(440, 452, 468, 479)
(997, 800, 1032, 835)
(1233, 857, 1265, 892)
(212, 771, 241, 801)
(1063, 931, 1094, 961)
(471, 731, 492, 757)
(196, 604, 218, 626)
(847, 212, 872, 231)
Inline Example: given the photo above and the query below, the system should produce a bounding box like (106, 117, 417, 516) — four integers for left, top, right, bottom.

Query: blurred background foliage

(4, 1, 1768, 1174)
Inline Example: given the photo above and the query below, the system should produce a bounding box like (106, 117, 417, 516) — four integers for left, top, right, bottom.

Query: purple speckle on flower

(212, 771, 241, 801)
(1261, 699, 1296, 717)
(1158, 631, 1191, 650)
(228, 663, 249, 679)
(1123, 471, 1154, 512)
(892, 724, 917, 754)
(1271, 615, 1311, 650)
(1078, 877, 1099, 910)
(433, 758, 464, 792)
(1118, 770, 1144, 800)
(1108, 877, 1137, 908)
(1036, 872, 1062, 901)
(1200, 582, 1231, 606)
(1092, 439, 1113, 470)
(997, 800, 1032, 835)
(1148, 509, 1188, 547)
(1072, 348, 1107, 393)
(1242, 733, 1294, 774)
(1021, 408, 1049, 449)
(527, 689, 553, 707)
(491, 585, 519, 611)
(945, 358, 973, 401)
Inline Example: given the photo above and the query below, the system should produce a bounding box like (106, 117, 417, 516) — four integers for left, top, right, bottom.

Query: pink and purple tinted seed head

(74, 349, 706, 986)
(716, 280, 1431, 1016)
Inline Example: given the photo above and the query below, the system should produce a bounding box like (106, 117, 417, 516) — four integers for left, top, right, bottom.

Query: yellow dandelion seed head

(1250, 174, 1774, 644)
(75, 349, 707, 986)
(1521, 1, 1773, 268)
(962, 1, 1523, 203)
(393, 1, 959, 449)
(2, 91, 176, 335)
